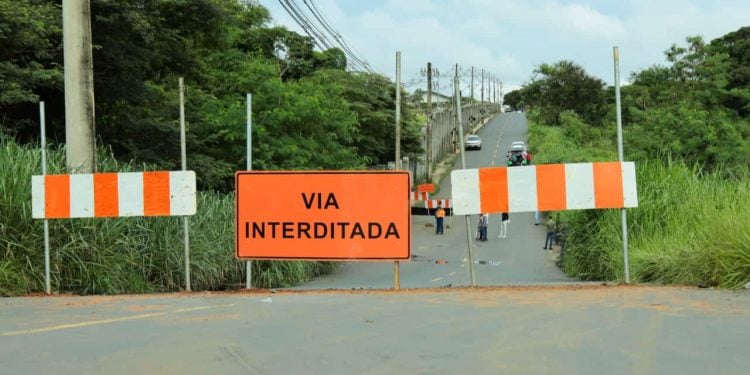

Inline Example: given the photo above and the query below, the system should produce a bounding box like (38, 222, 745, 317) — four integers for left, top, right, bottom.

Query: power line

(277, 0, 326, 51)
(304, 0, 374, 72)
(277, 0, 375, 73)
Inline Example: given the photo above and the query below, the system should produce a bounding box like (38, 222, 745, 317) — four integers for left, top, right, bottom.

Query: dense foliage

(0, 0, 424, 191)
(522, 27, 750, 288)
(0, 0, 425, 294)
(513, 28, 750, 173)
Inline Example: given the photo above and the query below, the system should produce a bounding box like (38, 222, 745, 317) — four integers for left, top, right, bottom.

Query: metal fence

(381, 102, 499, 186)
(413, 103, 500, 184)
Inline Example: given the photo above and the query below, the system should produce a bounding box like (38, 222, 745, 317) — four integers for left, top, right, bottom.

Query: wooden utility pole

(63, 0, 96, 173)
(426, 62, 433, 180)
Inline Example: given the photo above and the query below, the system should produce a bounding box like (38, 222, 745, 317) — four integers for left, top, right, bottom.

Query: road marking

(431, 277, 443, 282)
(1, 303, 235, 337)
(449, 272, 457, 276)
(491, 120, 507, 167)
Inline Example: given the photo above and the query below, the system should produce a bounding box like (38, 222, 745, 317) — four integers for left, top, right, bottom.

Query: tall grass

(0, 135, 335, 295)
(529, 121, 750, 289)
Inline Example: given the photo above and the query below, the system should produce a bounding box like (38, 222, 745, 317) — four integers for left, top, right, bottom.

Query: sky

(257, 0, 750, 96)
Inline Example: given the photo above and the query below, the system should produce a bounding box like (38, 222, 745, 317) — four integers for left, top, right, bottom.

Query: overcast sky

(257, 0, 750, 95)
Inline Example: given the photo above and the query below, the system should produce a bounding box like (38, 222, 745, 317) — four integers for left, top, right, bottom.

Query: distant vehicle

(507, 141, 529, 166)
(510, 141, 527, 151)
(507, 150, 527, 166)
(465, 135, 482, 150)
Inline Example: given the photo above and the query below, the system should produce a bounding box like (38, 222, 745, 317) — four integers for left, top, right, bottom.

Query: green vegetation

(516, 28, 750, 288)
(0, 0, 427, 295)
(1, 0, 424, 191)
(563, 160, 750, 287)
(0, 136, 335, 296)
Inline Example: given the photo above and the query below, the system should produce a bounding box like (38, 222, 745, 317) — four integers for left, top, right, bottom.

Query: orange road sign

(235, 171, 411, 260)
(417, 183, 435, 193)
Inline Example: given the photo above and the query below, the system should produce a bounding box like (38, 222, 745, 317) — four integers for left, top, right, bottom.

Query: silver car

(465, 135, 482, 150)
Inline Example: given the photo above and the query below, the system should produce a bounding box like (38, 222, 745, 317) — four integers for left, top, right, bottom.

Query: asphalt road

(4, 113, 750, 374)
(297, 112, 575, 290)
(2, 286, 749, 374)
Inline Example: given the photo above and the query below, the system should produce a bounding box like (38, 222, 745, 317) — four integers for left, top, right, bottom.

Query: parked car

(465, 135, 482, 150)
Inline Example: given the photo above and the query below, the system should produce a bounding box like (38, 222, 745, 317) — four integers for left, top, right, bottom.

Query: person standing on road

(478, 213, 489, 241)
(498, 212, 509, 238)
(435, 203, 446, 235)
(544, 215, 556, 250)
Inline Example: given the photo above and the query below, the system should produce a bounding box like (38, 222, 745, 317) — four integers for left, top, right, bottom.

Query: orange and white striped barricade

(425, 199, 451, 216)
(31, 171, 197, 219)
(451, 162, 637, 215)
(410, 191, 430, 202)
(425, 199, 450, 209)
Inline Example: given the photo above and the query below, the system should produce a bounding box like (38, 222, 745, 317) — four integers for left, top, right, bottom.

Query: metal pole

(426, 62, 432, 181)
(470, 66, 474, 103)
(499, 82, 503, 109)
(492, 76, 496, 103)
(40, 102, 51, 294)
(246, 93, 253, 289)
(613, 46, 631, 284)
(62, 0, 96, 173)
(481, 69, 484, 103)
(394, 51, 402, 290)
(455, 75, 476, 287)
(179, 77, 191, 292)
(395, 52, 401, 170)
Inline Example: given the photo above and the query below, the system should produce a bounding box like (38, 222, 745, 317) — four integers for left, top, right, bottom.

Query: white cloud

(549, 3, 625, 39)
(258, 0, 750, 91)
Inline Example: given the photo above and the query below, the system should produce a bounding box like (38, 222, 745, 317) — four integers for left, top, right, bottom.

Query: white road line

(431, 277, 443, 282)
(1, 303, 235, 336)
(491, 119, 507, 167)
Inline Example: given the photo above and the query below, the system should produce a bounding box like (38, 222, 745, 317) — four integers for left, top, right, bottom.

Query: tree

(521, 60, 606, 126)
(710, 26, 750, 117)
(503, 89, 524, 111)
(0, 0, 62, 140)
(624, 33, 750, 171)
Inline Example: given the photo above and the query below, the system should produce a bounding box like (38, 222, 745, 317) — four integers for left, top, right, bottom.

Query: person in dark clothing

(477, 213, 489, 241)
(544, 216, 556, 250)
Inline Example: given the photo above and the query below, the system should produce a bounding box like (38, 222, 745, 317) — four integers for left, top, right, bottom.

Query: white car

(465, 135, 482, 150)
(510, 141, 526, 151)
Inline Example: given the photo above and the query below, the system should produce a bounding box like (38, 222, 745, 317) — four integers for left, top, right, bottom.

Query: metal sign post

(613, 47, 631, 284)
(394, 51, 402, 290)
(179, 78, 191, 292)
(39, 101, 51, 294)
(246, 93, 253, 289)
(455, 75, 477, 287)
